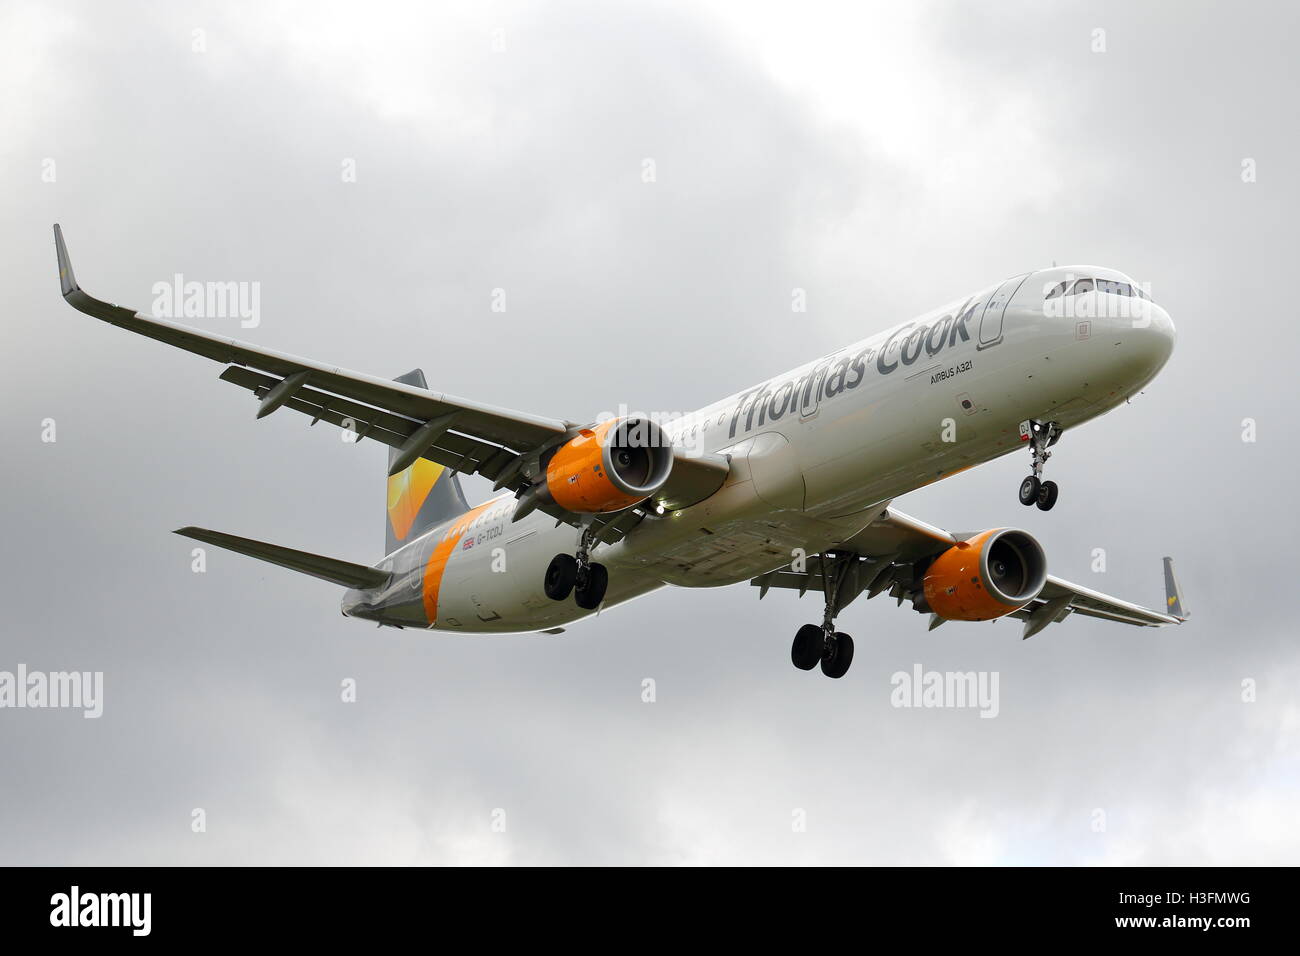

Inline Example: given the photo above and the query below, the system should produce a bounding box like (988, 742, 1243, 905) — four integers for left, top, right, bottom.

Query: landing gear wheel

(820, 632, 855, 679)
(543, 554, 578, 601)
(794, 552, 861, 676)
(1036, 479, 1059, 512)
(574, 562, 608, 610)
(1019, 420, 1063, 508)
(791, 624, 825, 671)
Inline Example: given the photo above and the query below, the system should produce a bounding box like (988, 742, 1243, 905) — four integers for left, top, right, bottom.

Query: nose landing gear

(1017, 420, 1062, 511)
(544, 525, 608, 609)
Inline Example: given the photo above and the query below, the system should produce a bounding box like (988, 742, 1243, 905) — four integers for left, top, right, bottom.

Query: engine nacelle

(544, 417, 674, 513)
(922, 528, 1047, 621)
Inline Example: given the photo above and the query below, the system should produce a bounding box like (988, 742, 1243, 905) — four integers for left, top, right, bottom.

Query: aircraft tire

(574, 562, 608, 610)
(820, 632, 855, 679)
(1036, 480, 1059, 511)
(544, 554, 578, 601)
(791, 624, 825, 670)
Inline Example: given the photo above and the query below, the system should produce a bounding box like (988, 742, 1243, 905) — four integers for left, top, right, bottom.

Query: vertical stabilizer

(385, 369, 470, 555)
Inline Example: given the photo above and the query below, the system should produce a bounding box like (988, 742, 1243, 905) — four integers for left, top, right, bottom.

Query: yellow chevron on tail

(387, 458, 445, 543)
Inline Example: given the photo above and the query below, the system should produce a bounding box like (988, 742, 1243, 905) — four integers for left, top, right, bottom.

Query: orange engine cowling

(922, 528, 1047, 621)
(544, 417, 674, 513)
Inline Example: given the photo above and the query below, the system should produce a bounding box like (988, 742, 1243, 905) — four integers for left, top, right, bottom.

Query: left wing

(752, 506, 1187, 639)
(54, 226, 728, 542)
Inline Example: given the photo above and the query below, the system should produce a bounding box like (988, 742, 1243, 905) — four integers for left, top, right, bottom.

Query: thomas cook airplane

(54, 225, 1187, 678)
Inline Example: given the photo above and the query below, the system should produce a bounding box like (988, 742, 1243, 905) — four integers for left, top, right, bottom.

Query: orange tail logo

(387, 458, 444, 542)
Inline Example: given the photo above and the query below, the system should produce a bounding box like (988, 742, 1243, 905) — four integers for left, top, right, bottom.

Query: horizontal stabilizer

(174, 527, 390, 590)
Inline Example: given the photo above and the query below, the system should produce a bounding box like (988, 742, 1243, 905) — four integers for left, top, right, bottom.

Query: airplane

(54, 225, 1187, 679)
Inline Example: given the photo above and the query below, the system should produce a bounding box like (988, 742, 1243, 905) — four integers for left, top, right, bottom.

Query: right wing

(55, 226, 728, 541)
(753, 506, 1187, 638)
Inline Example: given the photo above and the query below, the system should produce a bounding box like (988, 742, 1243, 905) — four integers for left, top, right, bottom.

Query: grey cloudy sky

(1, 0, 1296, 864)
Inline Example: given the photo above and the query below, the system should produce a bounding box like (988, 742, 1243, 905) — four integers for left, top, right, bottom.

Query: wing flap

(217, 366, 521, 479)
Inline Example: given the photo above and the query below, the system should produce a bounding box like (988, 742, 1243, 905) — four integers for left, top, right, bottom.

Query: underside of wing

(1025, 574, 1183, 628)
(55, 226, 728, 545)
(751, 505, 1187, 638)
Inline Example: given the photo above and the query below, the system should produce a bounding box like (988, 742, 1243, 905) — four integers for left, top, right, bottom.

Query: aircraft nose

(1112, 299, 1175, 382)
(1134, 301, 1176, 366)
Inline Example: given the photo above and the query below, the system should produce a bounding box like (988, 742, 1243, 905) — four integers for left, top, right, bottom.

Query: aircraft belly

(408, 516, 662, 634)
(627, 510, 875, 588)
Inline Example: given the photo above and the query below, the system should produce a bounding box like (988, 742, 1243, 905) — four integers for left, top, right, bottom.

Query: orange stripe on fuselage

(421, 501, 493, 625)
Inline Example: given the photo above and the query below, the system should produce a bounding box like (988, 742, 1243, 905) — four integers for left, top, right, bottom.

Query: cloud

(1, 0, 1295, 864)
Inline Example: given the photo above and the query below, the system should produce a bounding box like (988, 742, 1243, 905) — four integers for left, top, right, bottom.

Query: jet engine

(543, 417, 674, 513)
(921, 528, 1047, 621)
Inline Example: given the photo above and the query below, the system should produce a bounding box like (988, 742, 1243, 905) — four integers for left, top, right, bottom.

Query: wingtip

(53, 223, 79, 296)
(1162, 555, 1189, 621)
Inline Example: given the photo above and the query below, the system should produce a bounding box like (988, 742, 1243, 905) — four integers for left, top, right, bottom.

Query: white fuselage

(344, 265, 1175, 633)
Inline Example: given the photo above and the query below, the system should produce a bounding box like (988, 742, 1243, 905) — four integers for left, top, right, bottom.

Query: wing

(55, 226, 727, 542)
(752, 506, 1186, 639)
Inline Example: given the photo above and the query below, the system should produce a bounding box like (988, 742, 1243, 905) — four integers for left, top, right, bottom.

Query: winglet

(52, 224, 136, 322)
(1163, 556, 1189, 620)
(54, 224, 79, 296)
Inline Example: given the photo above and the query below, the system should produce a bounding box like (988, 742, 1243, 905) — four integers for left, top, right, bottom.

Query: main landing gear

(544, 526, 608, 610)
(1017, 419, 1062, 512)
(791, 553, 857, 679)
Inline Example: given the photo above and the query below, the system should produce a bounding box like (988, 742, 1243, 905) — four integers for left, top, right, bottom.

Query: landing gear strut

(1017, 420, 1062, 511)
(790, 552, 857, 679)
(545, 525, 608, 609)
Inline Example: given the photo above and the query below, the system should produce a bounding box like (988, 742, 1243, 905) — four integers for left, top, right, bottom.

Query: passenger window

(1045, 281, 1067, 300)
(1072, 278, 1094, 294)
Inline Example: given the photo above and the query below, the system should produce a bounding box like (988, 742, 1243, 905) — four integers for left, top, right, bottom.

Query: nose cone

(1135, 301, 1176, 367)
(1112, 300, 1175, 388)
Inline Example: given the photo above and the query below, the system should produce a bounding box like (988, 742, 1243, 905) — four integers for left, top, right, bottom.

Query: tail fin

(385, 369, 470, 555)
(1162, 556, 1189, 620)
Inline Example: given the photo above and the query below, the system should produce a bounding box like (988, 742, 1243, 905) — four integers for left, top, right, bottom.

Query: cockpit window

(1045, 274, 1154, 303)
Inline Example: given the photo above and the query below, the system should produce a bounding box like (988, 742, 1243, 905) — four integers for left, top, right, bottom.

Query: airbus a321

(54, 225, 1187, 678)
